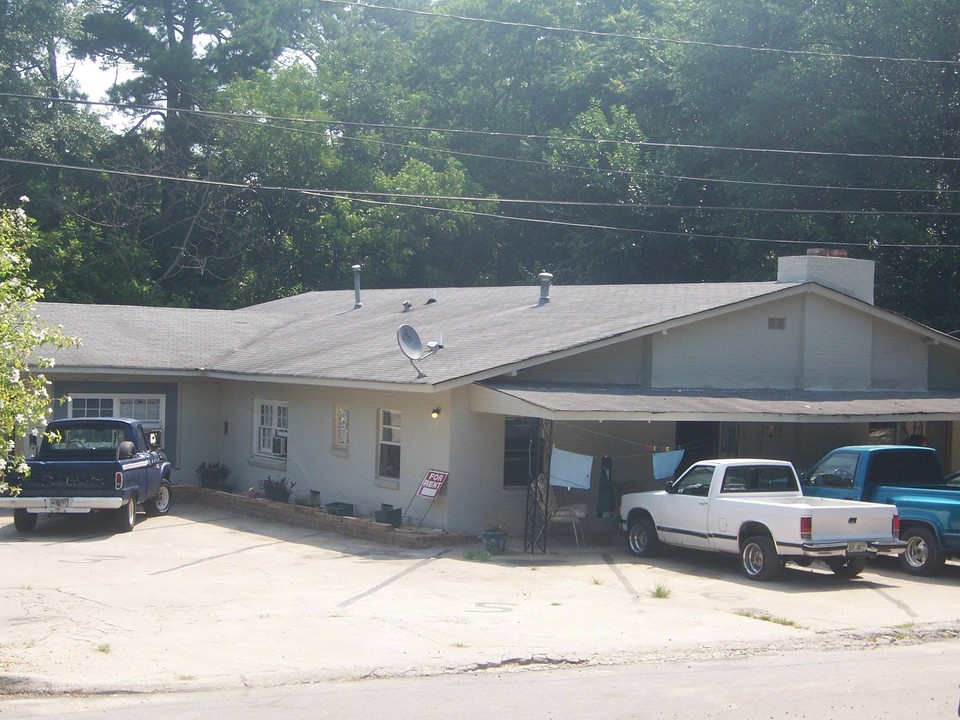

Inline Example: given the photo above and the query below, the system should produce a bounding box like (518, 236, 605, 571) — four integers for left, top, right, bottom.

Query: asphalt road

(2, 643, 958, 719)
(1, 499, 958, 700)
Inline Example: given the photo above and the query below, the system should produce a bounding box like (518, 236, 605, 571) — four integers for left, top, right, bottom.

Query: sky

(60, 55, 136, 128)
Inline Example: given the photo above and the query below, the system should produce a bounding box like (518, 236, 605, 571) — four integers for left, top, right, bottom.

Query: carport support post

(523, 419, 553, 553)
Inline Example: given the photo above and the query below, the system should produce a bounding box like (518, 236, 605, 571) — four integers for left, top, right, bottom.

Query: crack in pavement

(3, 620, 957, 698)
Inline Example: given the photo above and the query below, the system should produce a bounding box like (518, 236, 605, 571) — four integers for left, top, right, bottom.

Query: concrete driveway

(1, 499, 958, 696)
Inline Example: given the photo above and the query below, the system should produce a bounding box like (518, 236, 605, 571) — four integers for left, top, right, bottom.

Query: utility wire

(6, 93, 960, 198)
(15, 92, 956, 164)
(4, 155, 959, 217)
(4, 156, 960, 249)
(318, 0, 960, 67)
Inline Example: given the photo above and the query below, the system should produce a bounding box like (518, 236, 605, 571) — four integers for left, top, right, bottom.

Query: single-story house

(30, 252, 960, 545)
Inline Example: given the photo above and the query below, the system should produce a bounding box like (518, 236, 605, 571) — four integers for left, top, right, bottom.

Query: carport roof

(472, 381, 960, 422)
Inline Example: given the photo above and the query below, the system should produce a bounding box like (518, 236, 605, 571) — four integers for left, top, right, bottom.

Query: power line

(6, 155, 960, 216)
(318, 0, 960, 67)
(4, 156, 959, 249)
(11, 92, 960, 180)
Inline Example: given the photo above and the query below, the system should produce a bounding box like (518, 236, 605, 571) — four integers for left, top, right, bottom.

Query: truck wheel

(113, 499, 136, 533)
(144, 480, 172, 517)
(627, 516, 659, 557)
(826, 557, 868, 578)
(740, 535, 780, 581)
(13, 509, 37, 532)
(899, 526, 946, 576)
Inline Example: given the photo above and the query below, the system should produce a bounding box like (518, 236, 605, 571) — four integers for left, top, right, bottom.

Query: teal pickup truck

(801, 445, 960, 576)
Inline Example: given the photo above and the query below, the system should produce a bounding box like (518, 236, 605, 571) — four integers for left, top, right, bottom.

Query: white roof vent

(352, 264, 362, 309)
(538, 272, 553, 305)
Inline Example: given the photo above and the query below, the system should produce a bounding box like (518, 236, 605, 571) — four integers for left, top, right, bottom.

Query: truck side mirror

(147, 430, 164, 450)
(664, 480, 678, 493)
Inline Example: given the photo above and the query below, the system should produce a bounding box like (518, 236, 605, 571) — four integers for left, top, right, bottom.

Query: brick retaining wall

(175, 485, 469, 549)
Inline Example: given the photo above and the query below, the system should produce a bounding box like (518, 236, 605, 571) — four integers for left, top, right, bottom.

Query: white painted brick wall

(801, 295, 871, 389)
(872, 322, 927, 389)
(653, 299, 803, 388)
(778, 254, 875, 304)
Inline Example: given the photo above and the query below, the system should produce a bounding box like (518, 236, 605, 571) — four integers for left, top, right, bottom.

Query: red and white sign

(417, 469, 449, 499)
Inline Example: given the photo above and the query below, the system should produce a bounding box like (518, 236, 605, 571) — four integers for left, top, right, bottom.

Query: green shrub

(196, 462, 232, 490)
(259, 475, 295, 502)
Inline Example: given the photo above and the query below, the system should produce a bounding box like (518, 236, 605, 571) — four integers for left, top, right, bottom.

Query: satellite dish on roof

(397, 324, 444, 378)
(397, 324, 423, 359)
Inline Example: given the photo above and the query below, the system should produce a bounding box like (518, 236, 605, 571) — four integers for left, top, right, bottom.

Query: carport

(472, 381, 960, 552)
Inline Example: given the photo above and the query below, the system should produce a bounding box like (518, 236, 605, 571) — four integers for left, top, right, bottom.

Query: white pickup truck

(619, 459, 905, 580)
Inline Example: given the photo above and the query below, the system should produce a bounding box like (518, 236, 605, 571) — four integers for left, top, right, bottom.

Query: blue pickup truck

(801, 445, 960, 576)
(0, 417, 172, 533)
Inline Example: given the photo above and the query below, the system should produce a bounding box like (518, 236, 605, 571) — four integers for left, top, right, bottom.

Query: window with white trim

(377, 409, 401, 480)
(69, 394, 164, 430)
(256, 400, 288, 459)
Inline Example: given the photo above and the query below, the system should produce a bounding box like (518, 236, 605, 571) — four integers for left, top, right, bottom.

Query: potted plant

(481, 522, 508, 553)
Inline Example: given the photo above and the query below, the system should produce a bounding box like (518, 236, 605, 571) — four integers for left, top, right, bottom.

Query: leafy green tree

(202, 64, 492, 305)
(0, 200, 77, 494)
(68, 0, 315, 303)
(0, 1, 118, 305)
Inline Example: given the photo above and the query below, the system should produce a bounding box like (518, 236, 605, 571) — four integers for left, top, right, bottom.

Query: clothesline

(550, 420, 719, 461)
(549, 445, 685, 487)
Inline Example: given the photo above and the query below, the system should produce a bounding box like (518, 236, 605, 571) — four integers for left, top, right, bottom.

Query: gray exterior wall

(652, 298, 803, 388)
(519, 338, 646, 385)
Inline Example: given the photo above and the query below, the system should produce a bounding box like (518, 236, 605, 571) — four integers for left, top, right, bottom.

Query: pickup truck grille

(35, 474, 110, 490)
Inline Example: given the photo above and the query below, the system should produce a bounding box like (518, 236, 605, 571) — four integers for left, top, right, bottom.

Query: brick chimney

(777, 250, 874, 304)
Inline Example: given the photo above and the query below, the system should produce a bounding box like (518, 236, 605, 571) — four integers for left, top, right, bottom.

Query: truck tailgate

(18, 461, 120, 495)
(793, 497, 895, 541)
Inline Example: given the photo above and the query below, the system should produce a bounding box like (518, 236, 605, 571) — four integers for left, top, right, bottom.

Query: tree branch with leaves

(0, 199, 78, 495)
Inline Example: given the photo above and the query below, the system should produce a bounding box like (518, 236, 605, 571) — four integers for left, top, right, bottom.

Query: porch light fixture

(431, 407, 441, 419)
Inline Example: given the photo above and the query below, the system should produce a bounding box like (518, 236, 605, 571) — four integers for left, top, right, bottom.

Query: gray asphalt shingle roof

(477, 382, 960, 419)
(38, 281, 799, 387)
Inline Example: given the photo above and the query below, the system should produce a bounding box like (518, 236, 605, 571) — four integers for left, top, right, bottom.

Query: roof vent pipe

(352, 264, 362, 309)
(538, 272, 553, 305)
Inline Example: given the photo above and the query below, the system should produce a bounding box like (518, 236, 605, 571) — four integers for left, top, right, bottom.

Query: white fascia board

(198, 370, 445, 393)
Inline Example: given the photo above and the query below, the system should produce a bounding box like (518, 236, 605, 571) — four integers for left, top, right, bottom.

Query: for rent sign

(417, 469, 449, 499)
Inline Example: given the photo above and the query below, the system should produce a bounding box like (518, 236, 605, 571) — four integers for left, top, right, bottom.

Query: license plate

(847, 541, 867, 554)
(46, 498, 71, 512)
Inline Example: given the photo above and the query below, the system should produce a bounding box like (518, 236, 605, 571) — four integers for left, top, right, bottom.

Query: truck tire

(13, 509, 37, 532)
(113, 498, 136, 533)
(826, 557, 868, 578)
(899, 526, 946, 576)
(627, 516, 659, 557)
(144, 480, 172, 517)
(740, 535, 780, 581)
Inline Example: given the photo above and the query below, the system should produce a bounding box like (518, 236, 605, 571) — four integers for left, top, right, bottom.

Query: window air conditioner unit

(272, 436, 287, 456)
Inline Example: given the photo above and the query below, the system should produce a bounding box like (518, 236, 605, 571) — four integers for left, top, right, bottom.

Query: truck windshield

(39, 423, 134, 459)
(805, 451, 859, 489)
